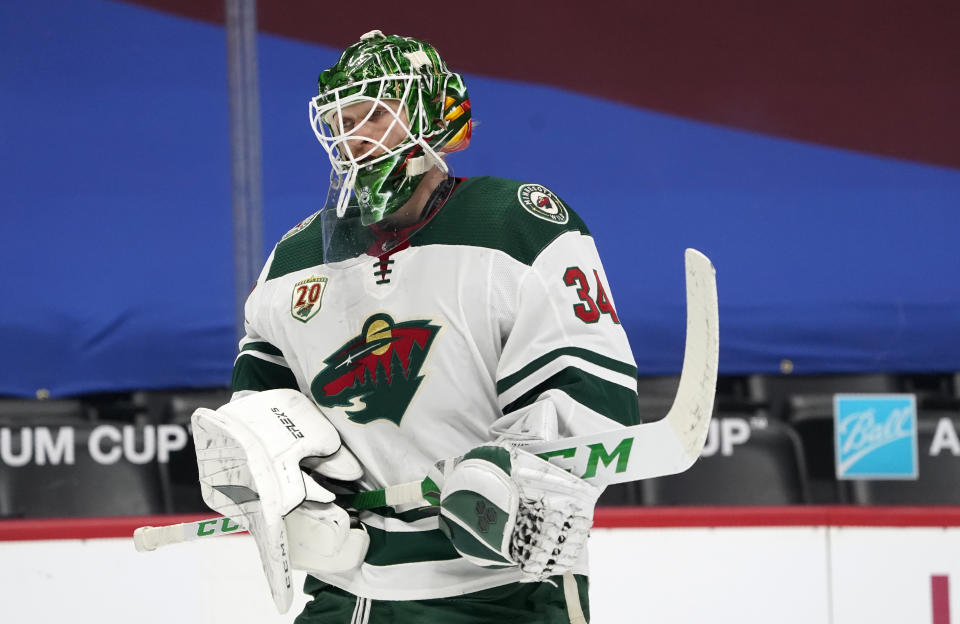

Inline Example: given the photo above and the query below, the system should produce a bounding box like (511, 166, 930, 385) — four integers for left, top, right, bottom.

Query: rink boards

(0, 508, 957, 623)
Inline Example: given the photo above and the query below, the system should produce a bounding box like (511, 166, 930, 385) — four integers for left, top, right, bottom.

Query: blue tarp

(2, 2, 959, 397)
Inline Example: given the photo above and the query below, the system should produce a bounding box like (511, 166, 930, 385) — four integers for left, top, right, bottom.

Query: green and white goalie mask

(309, 30, 472, 228)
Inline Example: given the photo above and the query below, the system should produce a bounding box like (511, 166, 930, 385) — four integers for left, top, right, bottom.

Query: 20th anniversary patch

(517, 184, 569, 224)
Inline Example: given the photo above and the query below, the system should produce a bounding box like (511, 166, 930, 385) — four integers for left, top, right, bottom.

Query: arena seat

(635, 395, 675, 425)
(0, 422, 166, 518)
(636, 375, 682, 397)
(849, 413, 960, 505)
(748, 373, 899, 421)
(160, 389, 232, 512)
(749, 373, 901, 504)
(635, 376, 679, 425)
(0, 398, 90, 426)
(597, 482, 643, 506)
(785, 395, 848, 503)
(641, 416, 810, 505)
(166, 389, 233, 424)
(636, 375, 757, 422)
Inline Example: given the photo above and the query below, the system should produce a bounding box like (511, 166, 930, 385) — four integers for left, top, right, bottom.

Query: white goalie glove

(435, 443, 601, 582)
(192, 389, 369, 613)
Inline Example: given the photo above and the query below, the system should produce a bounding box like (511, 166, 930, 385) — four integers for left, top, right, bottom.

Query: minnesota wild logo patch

(291, 276, 328, 322)
(280, 210, 320, 241)
(517, 184, 568, 224)
(310, 314, 439, 425)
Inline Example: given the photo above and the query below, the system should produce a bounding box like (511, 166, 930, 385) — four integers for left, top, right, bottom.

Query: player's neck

(378, 167, 449, 230)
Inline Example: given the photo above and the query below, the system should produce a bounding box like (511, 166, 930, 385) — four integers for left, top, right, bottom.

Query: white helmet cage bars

(308, 74, 449, 218)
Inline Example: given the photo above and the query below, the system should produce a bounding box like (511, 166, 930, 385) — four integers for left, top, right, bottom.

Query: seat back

(0, 421, 166, 517)
(642, 416, 810, 505)
(0, 398, 90, 426)
(748, 373, 898, 421)
(163, 389, 232, 512)
(849, 413, 960, 505)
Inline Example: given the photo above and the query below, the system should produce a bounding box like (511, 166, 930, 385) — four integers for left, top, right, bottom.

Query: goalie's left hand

(435, 444, 601, 582)
(192, 389, 368, 613)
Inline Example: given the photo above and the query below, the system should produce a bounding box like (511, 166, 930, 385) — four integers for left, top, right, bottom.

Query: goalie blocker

(191, 390, 370, 613)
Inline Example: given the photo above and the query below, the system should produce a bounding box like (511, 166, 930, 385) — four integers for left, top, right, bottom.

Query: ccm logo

(271, 407, 304, 439)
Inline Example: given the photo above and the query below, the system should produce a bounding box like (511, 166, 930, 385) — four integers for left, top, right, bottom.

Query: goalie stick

(134, 248, 718, 552)
(347, 247, 718, 507)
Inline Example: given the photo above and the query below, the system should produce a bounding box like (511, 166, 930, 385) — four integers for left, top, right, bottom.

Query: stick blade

(661, 248, 719, 472)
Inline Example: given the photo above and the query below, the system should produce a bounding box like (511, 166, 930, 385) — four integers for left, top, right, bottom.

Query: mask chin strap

(407, 138, 448, 177)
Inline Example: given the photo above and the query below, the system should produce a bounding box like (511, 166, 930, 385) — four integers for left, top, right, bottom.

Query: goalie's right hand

(192, 389, 367, 613)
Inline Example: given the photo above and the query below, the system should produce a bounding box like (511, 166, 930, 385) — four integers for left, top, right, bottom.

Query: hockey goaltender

(193, 29, 643, 624)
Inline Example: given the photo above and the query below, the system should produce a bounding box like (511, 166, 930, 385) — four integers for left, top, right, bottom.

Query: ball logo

(834, 394, 918, 479)
(517, 184, 569, 224)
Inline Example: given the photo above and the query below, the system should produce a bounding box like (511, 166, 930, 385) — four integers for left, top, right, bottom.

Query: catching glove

(436, 444, 600, 582)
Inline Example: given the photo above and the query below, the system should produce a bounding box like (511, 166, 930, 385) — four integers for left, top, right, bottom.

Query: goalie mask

(309, 30, 472, 227)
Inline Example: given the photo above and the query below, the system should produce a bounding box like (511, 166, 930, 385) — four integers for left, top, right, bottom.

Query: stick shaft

(133, 516, 245, 551)
(356, 249, 718, 502)
(350, 249, 718, 506)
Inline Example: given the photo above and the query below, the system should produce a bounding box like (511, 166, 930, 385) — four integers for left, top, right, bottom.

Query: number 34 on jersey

(563, 266, 620, 324)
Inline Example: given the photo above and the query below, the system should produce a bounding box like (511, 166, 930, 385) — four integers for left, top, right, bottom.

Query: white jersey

(233, 176, 639, 600)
